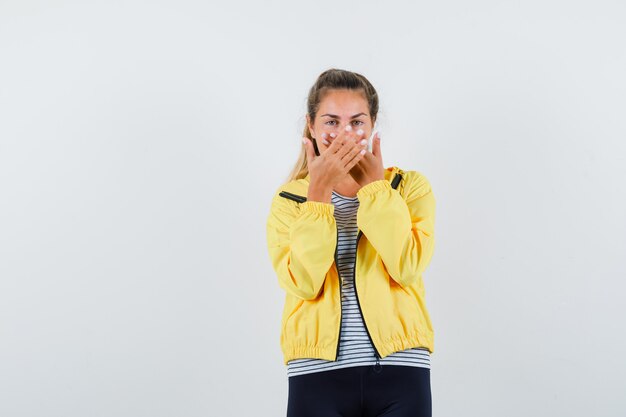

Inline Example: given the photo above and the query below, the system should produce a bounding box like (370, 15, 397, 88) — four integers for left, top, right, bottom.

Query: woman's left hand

(349, 131, 385, 187)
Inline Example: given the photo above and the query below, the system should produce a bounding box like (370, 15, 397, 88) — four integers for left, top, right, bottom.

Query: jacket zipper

(352, 229, 382, 369)
(353, 172, 401, 368)
(334, 226, 342, 361)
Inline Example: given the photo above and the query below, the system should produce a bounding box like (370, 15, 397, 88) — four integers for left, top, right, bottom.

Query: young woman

(266, 68, 436, 417)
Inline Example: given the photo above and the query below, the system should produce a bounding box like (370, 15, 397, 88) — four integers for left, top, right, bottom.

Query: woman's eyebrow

(320, 112, 368, 118)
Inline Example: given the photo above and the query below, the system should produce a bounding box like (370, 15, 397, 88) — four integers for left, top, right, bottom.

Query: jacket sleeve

(266, 192, 337, 300)
(356, 171, 436, 288)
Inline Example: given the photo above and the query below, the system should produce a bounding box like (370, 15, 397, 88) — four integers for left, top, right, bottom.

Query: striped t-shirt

(287, 189, 431, 378)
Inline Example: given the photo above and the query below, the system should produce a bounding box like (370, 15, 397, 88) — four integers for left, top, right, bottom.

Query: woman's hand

(348, 130, 385, 187)
(302, 131, 367, 202)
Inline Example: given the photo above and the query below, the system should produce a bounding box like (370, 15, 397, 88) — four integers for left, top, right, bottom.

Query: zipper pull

(373, 354, 382, 373)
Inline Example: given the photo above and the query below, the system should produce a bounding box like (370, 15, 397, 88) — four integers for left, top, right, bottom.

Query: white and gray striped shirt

(287, 189, 431, 378)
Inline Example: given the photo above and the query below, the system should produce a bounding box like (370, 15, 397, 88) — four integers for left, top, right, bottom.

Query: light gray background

(1, 1, 624, 416)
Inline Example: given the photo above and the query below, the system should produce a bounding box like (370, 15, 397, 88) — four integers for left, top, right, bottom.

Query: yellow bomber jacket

(266, 166, 436, 365)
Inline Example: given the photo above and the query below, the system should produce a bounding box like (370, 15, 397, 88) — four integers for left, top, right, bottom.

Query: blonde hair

(285, 68, 379, 183)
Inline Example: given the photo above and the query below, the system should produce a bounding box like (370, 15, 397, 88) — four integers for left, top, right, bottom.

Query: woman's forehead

(318, 90, 369, 116)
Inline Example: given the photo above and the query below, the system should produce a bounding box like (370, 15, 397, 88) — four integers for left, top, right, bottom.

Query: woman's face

(307, 89, 374, 152)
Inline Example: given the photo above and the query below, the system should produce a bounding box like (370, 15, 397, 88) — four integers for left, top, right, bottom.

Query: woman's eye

(324, 120, 363, 126)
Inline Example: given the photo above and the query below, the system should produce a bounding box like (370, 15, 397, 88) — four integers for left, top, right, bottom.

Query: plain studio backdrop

(1, 1, 624, 416)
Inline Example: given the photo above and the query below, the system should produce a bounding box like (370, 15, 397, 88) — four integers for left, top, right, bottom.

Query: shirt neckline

(332, 190, 358, 200)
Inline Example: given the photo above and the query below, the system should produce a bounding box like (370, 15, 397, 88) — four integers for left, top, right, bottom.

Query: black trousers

(287, 364, 431, 417)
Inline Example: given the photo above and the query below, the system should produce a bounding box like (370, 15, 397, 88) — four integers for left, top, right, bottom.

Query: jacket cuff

(356, 179, 392, 198)
(300, 200, 335, 216)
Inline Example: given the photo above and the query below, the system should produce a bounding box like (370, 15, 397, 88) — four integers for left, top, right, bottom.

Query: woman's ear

(306, 114, 316, 139)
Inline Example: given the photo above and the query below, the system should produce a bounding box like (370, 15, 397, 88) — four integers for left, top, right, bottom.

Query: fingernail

(321, 133, 328, 139)
(330, 133, 336, 138)
(345, 125, 352, 131)
(360, 139, 367, 146)
(357, 129, 364, 136)
(360, 149, 366, 155)
(323, 139, 330, 145)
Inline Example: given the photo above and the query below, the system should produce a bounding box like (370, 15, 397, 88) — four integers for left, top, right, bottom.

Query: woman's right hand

(302, 130, 367, 202)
